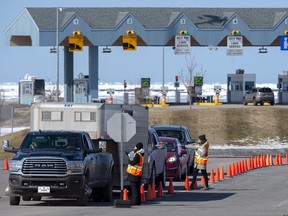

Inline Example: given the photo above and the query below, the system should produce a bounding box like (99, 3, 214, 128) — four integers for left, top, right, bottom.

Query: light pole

(56, 8, 62, 102)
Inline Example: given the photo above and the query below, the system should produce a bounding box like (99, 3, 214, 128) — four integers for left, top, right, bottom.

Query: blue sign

(280, 36, 288, 51)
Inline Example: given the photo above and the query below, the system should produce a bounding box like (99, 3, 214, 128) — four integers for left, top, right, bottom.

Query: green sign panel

(141, 78, 150, 88)
(194, 76, 203, 86)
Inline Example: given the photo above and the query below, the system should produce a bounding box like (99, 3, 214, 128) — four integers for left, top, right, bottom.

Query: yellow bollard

(161, 95, 166, 105)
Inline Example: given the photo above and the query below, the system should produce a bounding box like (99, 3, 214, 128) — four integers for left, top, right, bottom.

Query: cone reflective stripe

(168, 179, 174, 194)
(123, 188, 129, 200)
(209, 169, 215, 183)
(184, 175, 190, 190)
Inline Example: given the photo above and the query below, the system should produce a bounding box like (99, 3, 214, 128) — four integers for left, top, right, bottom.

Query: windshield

(165, 142, 176, 152)
(21, 134, 83, 151)
(156, 130, 184, 143)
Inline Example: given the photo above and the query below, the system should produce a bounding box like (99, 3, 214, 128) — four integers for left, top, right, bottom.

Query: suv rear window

(156, 130, 185, 143)
(259, 87, 272, 93)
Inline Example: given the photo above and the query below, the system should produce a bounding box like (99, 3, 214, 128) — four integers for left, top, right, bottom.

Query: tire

(76, 177, 89, 206)
(102, 175, 113, 202)
(10, 195, 20, 205)
(243, 99, 248, 106)
(253, 98, 257, 106)
(22, 196, 31, 201)
(177, 165, 182, 181)
(32, 196, 41, 201)
(92, 188, 101, 202)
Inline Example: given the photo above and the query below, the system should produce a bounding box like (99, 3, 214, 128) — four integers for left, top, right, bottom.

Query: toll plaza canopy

(3, 7, 288, 101)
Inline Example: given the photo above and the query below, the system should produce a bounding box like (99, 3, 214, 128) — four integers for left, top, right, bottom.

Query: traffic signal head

(180, 30, 189, 35)
(231, 30, 241, 35)
(126, 30, 135, 35)
(175, 75, 179, 82)
(284, 30, 288, 35)
(72, 31, 81, 36)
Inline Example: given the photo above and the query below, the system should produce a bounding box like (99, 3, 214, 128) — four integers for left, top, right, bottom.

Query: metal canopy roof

(3, 7, 288, 47)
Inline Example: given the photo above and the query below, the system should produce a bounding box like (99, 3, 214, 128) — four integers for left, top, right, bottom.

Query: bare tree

(179, 54, 206, 109)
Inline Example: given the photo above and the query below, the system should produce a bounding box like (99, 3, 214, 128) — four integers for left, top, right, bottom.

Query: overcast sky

(1, 0, 288, 86)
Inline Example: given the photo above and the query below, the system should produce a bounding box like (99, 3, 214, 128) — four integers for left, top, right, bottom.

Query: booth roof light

(284, 30, 288, 35)
(73, 31, 81, 36)
(126, 30, 135, 35)
(231, 30, 241, 35)
(180, 30, 189, 35)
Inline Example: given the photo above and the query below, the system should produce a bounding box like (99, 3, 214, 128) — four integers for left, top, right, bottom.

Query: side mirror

(180, 149, 187, 155)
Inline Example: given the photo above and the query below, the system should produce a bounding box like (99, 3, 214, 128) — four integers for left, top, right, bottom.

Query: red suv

(159, 137, 188, 181)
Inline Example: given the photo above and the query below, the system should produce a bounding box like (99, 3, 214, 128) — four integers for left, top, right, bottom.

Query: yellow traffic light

(126, 30, 135, 35)
(72, 31, 81, 36)
(284, 30, 288, 35)
(231, 30, 241, 35)
(180, 30, 189, 35)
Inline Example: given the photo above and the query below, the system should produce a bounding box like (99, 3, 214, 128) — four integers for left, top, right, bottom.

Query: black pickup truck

(3, 130, 114, 206)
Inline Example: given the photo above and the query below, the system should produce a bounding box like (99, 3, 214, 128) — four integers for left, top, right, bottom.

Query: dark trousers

(130, 181, 141, 205)
(190, 168, 209, 188)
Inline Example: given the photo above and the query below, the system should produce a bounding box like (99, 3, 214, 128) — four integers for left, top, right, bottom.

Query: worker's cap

(198, 134, 206, 142)
(134, 142, 143, 150)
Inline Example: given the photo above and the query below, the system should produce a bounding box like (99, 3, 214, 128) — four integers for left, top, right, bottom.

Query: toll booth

(19, 76, 45, 105)
(73, 74, 89, 103)
(277, 71, 288, 104)
(227, 69, 256, 103)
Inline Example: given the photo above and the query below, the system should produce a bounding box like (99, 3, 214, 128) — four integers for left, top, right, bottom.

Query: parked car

(151, 125, 195, 174)
(243, 87, 275, 106)
(159, 137, 188, 181)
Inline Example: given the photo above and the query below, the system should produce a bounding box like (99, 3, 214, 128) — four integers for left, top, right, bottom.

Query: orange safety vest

(194, 144, 209, 165)
(126, 152, 143, 176)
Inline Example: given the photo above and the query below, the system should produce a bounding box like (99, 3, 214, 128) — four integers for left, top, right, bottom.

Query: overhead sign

(141, 78, 150, 88)
(107, 113, 136, 142)
(194, 76, 203, 86)
(174, 35, 191, 55)
(68, 36, 84, 52)
(280, 36, 288, 51)
(122, 35, 137, 51)
(226, 36, 243, 56)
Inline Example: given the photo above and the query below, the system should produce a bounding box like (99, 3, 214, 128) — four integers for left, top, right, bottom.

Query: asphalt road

(1, 158, 288, 216)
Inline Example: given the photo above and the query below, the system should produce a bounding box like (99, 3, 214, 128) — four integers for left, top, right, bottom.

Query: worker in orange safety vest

(185, 134, 209, 190)
(126, 142, 144, 205)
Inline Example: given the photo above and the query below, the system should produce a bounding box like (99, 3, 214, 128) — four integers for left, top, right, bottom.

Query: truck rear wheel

(10, 195, 20, 205)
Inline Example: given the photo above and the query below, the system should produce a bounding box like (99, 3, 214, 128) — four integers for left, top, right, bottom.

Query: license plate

(38, 186, 50, 193)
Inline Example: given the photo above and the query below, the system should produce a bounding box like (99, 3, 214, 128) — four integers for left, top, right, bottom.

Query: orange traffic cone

(200, 176, 205, 186)
(184, 175, 190, 190)
(274, 155, 279, 166)
(123, 188, 129, 200)
(209, 169, 215, 183)
(146, 184, 153, 200)
(279, 154, 283, 165)
(168, 179, 174, 194)
(140, 184, 145, 203)
(231, 163, 235, 176)
(226, 164, 232, 178)
(219, 166, 224, 181)
(214, 168, 220, 182)
(157, 181, 164, 197)
(285, 153, 288, 165)
(3, 158, 9, 170)
(151, 183, 156, 199)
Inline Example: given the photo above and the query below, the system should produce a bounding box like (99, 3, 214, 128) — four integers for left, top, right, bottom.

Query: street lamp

(56, 8, 62, 102)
